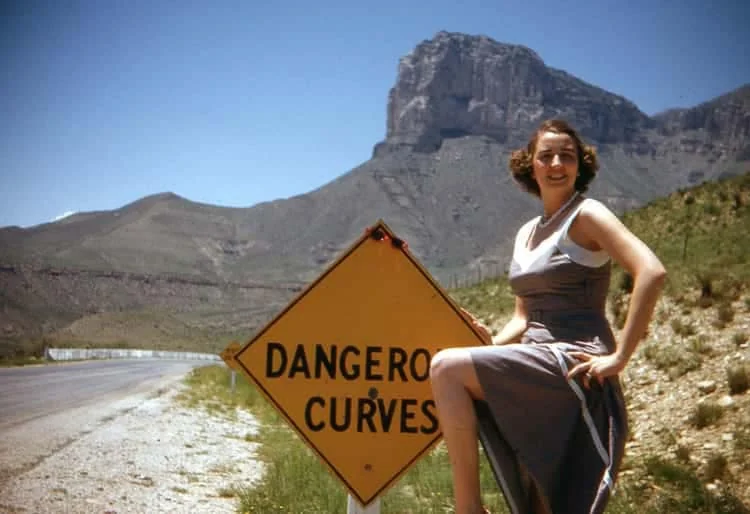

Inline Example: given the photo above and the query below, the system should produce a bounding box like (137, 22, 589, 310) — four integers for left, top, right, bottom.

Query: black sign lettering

(314, 344, 337, 379)
(305, 396, 325, 432)
(340, 346, 360, 380)
(377, 398, 397, 432)
(266, 342, 287, 378)
(420, 400, 438, 434)
(365, 346, 383, 380)
(289, 344, 311, 378)
(301, 396, 440, 434)
(331, 397, 352, 432)
(388, 347, 408, 381)
(357, 398, 377, 432)
(399, 399, 419, 433)
(409, 349, 431, 382)
(264, 343, 439, 382)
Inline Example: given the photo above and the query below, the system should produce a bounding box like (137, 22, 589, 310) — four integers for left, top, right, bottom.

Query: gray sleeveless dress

(468, 197, 628, 514)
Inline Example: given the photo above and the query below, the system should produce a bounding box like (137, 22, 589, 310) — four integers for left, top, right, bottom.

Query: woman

(429, 119, 667, 514)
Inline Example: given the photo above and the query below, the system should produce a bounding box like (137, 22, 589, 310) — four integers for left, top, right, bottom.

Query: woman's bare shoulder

(577, 197, 622, 226)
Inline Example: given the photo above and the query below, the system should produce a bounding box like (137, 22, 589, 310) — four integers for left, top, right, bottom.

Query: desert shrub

(689, 402, 723, 429)
(703, 453, 728, 482)
(732, 331, 748, 347)
(671, 318, 697, 337)
(617, 271, 634, 293)
(674, 445, 691, 463)
(696, 271, 715, 299)
(714, 302, 735, 329)
(642, 341, 702, 379)
(727, 365, 749, 395)
(689, 335, 712, 355)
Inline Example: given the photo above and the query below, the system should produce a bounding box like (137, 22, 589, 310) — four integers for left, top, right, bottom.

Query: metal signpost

(220, 341, 242, 393)
(228, 220, 488, 512)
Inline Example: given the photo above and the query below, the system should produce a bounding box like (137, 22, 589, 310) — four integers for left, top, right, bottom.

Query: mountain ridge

(1, 31, 748, 348)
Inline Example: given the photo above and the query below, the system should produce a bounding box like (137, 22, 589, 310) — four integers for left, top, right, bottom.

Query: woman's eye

(537, 152, 576, 162)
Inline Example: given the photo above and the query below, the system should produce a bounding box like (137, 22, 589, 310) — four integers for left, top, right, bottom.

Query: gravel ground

(0, 374, 264, 514)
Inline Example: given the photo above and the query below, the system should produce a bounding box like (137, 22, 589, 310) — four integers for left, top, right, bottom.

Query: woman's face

(531, 131, 579, 197)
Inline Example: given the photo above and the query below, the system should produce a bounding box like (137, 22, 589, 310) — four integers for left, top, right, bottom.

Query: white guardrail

(46, 348, 222, 362)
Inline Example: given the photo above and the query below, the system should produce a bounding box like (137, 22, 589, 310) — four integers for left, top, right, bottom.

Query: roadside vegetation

(0, 337, 50, 366)
(181, 359, 745, 514)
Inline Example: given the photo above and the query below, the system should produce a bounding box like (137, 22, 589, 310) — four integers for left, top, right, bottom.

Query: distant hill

(1, 31, 748, 352)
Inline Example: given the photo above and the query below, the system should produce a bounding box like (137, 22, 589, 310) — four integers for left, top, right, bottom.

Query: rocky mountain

(653, 84, 750, 147)
(1, 31, 748, 351)
(374, 32, 654, 155)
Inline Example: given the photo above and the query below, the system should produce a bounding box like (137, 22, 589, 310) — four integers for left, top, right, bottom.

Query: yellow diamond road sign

(234, 220, 488, 506)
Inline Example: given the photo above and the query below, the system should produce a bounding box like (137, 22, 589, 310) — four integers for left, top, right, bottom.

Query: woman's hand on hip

(566, 351, 626, 388)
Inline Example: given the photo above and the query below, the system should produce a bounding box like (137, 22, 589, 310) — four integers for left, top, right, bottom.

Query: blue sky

(2, 0, 748, 228)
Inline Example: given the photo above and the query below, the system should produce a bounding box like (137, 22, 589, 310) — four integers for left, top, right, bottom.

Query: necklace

(538, 191, 580, 229)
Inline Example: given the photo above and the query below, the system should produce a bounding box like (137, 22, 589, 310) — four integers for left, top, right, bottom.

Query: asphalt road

(0, 359, 206, 430)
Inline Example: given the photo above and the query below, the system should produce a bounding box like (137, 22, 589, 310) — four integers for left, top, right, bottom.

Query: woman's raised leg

(430, 347, 487, 514)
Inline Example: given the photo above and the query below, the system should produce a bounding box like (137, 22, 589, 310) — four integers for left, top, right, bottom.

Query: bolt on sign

(234, 220, 488, 506)
(220, 341, 242, 371)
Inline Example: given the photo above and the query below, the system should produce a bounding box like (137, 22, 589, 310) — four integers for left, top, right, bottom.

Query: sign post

(347, 495, 381, 514)
(220, 341, 242, 393)
(233, 220, 488, 509)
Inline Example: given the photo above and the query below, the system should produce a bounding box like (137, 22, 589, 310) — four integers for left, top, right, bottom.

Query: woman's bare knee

(430, 348, 470, 382)
(430, 348, 484, 400)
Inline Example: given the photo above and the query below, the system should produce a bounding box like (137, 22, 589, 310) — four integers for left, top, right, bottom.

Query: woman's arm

(567, 200, 667, 379)
(459, 295, 527, 346)
(491, 296, 528, 346)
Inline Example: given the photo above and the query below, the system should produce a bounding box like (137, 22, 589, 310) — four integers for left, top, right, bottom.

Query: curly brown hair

(509, 119, 599, 197)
